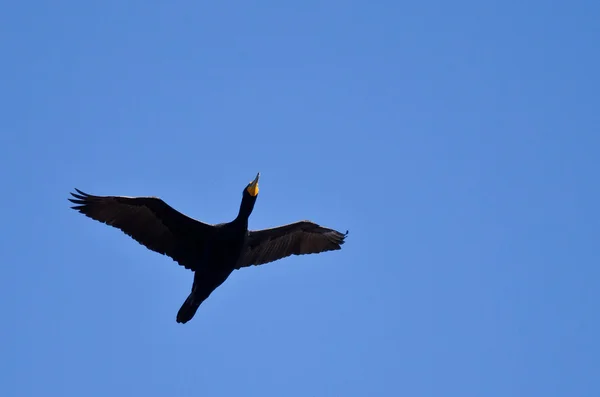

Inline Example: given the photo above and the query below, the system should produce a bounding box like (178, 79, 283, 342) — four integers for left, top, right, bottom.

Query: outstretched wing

(237, 221, 348, 269)
(68, 188, 214, 271)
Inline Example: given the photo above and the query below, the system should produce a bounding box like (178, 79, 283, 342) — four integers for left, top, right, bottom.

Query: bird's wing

(68, 188, 213, 271)
(236, 221, 348, 268)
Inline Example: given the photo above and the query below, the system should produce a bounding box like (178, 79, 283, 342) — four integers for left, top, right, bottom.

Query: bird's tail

(176, 292, 202, 324)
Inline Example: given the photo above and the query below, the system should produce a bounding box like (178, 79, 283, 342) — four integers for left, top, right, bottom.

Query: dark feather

(68, 189, 213, 270)
(237, 221, 348, 268)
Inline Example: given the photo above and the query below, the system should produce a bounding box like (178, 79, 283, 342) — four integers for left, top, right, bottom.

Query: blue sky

(2, 1, 599, 396)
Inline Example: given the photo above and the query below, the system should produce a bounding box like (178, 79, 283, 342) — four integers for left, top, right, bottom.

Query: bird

(68, 173, 348, 324)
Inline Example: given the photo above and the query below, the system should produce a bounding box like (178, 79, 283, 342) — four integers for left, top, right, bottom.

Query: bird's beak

(247, 172, 260, 196)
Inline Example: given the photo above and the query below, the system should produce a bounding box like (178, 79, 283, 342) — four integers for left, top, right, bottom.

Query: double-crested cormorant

(68, 173, 347, 324)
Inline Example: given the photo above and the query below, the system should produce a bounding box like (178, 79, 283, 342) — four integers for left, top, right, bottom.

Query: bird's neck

(235, 196, 255, 224)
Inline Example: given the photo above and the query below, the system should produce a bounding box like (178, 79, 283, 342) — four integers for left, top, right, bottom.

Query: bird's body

(68, 173, 347, 324)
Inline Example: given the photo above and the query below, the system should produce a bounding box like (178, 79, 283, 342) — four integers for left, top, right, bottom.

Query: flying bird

(68, 173, 347, 324)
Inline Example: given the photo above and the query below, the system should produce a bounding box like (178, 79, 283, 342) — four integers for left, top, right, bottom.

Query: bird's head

(238, 172, 260, 220)
(245, 172, 260, 198)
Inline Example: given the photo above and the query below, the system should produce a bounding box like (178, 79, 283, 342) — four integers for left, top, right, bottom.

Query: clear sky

(2, 1, 599, 396)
